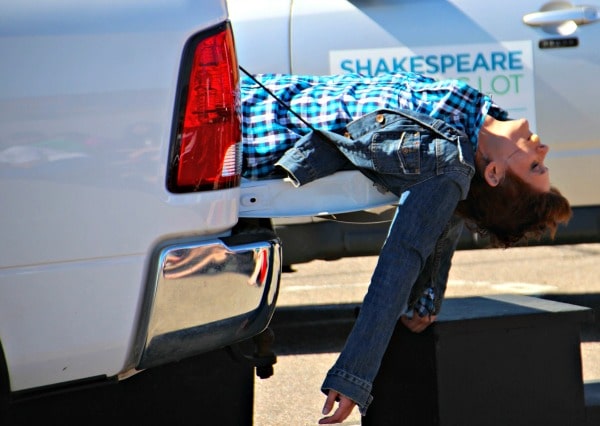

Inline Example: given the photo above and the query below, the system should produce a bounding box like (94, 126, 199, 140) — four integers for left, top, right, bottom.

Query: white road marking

(282, 282, 368, 292)
(490, 282, 559, 294)
(282, 280, 558, 294)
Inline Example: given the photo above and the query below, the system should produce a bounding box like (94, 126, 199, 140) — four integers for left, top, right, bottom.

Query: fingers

(319, 393, 356, 424)
(401, 313, 437, 333)
(321, 391, 337, 417)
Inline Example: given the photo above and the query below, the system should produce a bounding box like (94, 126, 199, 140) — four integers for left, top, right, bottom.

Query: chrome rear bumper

(134, 232, 281, 370)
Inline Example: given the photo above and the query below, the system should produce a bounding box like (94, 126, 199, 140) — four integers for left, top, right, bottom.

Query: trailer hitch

(229, 327, 277, 379)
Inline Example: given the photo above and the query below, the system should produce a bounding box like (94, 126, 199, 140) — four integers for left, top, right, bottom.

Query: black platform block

(363, 295, 593, 426)
(585, 380, 600, 426)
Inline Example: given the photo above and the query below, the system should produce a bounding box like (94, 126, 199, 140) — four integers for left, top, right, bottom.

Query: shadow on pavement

(270, 293, 600, 356)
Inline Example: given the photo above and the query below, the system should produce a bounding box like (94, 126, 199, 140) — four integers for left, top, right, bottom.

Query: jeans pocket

(371, 130, 421, 175)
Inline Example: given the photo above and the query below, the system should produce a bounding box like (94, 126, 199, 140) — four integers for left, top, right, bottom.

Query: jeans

(276, 109, 475, 414)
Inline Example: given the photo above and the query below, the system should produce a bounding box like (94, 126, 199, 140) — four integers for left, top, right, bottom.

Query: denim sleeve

(410, 214, 464, 316)
(275, 129, 352, 187)
(321, 175, 463, 416)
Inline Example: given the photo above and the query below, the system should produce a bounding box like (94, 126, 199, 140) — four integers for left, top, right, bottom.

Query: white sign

(329, 41, 536, 129)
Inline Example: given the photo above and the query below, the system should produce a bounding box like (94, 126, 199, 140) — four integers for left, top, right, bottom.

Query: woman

(240, 72, 572, 424)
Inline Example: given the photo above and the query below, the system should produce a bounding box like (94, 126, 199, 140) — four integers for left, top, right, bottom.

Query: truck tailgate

(239, 170, 397, 218)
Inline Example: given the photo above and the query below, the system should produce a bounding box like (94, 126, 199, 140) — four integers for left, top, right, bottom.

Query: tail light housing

(167, 22, 241, 193)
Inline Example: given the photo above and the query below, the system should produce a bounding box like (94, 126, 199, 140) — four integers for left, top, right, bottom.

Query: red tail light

(168, 23, 241, 193)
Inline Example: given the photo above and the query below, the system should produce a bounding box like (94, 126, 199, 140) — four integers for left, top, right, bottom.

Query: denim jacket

(275, 109, 475, 415)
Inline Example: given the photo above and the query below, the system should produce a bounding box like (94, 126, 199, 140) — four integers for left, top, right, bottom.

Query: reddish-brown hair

(455, 168, 572, 248)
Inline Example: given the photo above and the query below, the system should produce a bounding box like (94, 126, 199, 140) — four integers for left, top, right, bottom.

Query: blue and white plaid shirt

(241, 72, 508, 179)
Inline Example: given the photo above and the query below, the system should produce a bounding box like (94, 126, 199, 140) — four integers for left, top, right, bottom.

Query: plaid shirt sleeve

(413, 287, 437, 317)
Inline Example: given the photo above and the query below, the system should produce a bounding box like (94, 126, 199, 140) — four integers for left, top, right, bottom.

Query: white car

(229, 0, 600, 264)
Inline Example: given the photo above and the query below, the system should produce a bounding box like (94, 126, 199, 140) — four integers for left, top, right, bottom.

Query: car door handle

(523, 6, 599, 27)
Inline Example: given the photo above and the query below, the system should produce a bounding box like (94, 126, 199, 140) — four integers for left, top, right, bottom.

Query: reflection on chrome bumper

(134, 232, 281, 370)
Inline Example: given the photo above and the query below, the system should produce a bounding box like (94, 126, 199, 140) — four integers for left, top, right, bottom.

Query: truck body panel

(0, 0, 281, 396)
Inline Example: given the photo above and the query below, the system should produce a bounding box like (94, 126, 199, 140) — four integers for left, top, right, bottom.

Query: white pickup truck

(0, 0, 391, 422)
(4, 0, 597, 422)
(0, 1, 330, 423)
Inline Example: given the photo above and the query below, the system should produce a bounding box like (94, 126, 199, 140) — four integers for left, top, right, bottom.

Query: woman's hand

(401, 312, 437, 333)
(318, 314, 435, 424)
(319, 391, 356, 424)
